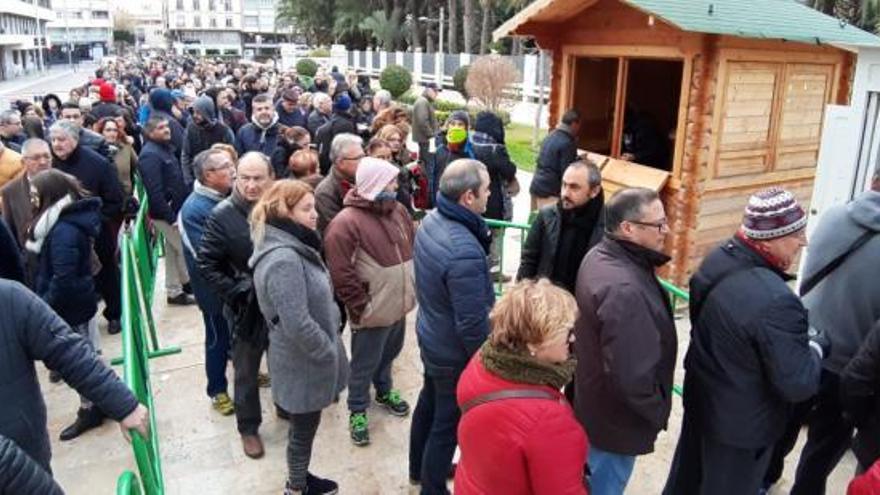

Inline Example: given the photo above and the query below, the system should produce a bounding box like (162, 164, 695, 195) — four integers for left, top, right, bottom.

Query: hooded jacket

(148, 89, 185, 158)
(470, 112, 517, 221)
(235, 114, 282, 157)
(802, 189, 880, 374)
(529, 124, 578, 198)
(181, 96, 235, 186)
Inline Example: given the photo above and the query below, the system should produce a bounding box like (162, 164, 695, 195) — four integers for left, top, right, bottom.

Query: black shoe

(59, 407, 104, 441)
(306, 473, 338, 495)
(182, 282, 193, 295)
(166, 293, 194, 306)
(107, 319, 121, 335)
(49, 370, 62, 383)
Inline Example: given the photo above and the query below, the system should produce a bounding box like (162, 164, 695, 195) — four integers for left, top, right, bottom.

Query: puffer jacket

(529, 125, 578, 198)
(470, 112, 517, 221)
(235, 118, 282, 157)
(0, 434, 63, 494)
(0, 146, 22, 189)
(455, 354, 588, 495)
(180, 183, 227, 315)
(324, 189, 415, 329)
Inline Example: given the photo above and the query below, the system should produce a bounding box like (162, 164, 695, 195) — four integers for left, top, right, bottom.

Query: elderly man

(59, 102, 112, 160)
(307, 93, 332, 138)
(315, 133, 364, 234)
(664, 188, 823, 495)
(235, 94, 282, 157)
(573, 187, 677, 495)
(50, 120, 124, 334)
(412, 83, 439, 163)
(372, 89, 393, 115)
(0, 110, 25, 153)
(180, 149, 235, 416)
(517, 160, 605, 293)
(409, 159, 495, 494)
(138, 116, 192, 306)
(325, 157, 416, 447)
(198, 152, 274, 459)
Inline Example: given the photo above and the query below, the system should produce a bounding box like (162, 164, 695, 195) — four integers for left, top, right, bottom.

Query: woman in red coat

(455, 278, 589, 495)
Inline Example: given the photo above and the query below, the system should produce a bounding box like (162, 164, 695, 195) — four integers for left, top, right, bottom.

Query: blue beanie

(149, 88, 174, 113)
(333, 93, 352, 113)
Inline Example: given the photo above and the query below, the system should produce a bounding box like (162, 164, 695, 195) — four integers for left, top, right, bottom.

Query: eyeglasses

(628, 218, 669, 233)
(342, 154, 365, 162)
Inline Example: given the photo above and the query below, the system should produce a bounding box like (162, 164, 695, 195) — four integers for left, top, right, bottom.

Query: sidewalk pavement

(0, 63, 98, 110)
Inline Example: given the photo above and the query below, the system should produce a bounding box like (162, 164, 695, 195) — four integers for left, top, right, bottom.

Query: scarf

(193, 180, 228, 203)
(735, 229, 790, 273)
(250, 113, 279, 146)
(553, 192, 605, 292)
(436, 193, 492, 254)
(267, 216, 322, 253)
(26, 195, 74, 254)
(480, 340, 577, 390)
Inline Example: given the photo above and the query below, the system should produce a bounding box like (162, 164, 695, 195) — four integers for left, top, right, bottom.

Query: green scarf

(480, 341, 577, 390)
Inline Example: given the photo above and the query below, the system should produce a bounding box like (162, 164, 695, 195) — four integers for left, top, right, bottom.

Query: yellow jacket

(0, 147, 23, 189)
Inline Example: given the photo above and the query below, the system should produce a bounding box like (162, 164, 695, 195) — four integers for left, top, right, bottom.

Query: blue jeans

(347, 319, 405, 413)
(588, 446, 636, 495)
(409, 369, 461, 495)
(203, 311, 231, 398)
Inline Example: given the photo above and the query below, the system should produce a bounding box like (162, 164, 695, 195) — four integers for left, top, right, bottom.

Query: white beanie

(356, 157, 400, 201)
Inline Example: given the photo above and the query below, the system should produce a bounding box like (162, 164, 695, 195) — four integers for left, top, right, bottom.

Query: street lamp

(418, 7, 444, 54)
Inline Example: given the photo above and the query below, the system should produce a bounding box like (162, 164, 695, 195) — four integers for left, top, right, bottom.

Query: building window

(225, 17, 233, 27)
(208, 0, 215, 10)
(209, 17, 217, 28)
(224, 0, 232, 11)
(244, 15, 258, 28)
(176, 0, 184, 9)
(176, 15, 185, 27)
(193, 0, 200, 10)
(92, 10, 109, 19)
(193, 15, 201, 27)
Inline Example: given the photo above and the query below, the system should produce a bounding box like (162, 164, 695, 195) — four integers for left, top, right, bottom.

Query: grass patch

(506, 123, 547, 173)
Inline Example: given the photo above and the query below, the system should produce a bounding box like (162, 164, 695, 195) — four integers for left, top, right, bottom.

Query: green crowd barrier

(113, 178, 181, 494)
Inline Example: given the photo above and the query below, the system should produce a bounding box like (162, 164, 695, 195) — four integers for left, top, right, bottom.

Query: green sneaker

(349, 412, 370, 446)
(376, 390, 410, 417)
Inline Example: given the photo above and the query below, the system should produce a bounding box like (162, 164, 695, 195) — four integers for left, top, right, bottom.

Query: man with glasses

(572, 187, 677, 495)
(315, 133, 363, 234)
(0, 110, 25, 152)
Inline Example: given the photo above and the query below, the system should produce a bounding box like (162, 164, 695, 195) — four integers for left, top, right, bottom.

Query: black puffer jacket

(0, 280, 139, 470)
(470, 112, 517, 221)
(529, 125, 578, 198)
(842, 320, 880, 469)
(0, 434, 63, 494)
(315, 112, 357, 175)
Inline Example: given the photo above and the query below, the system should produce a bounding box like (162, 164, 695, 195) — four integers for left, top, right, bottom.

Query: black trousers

(95, 220, 121, 321)
(287, 410, 322, 490)
(231, 327, 268, 435)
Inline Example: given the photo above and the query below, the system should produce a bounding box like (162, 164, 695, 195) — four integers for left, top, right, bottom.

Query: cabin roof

(494, 0, 880, 48)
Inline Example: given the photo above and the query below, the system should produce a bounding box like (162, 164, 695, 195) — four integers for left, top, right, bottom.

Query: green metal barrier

(116, 471, 143, 495)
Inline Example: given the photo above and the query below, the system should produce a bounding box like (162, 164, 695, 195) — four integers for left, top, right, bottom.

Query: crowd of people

(0, 52, 878, 495)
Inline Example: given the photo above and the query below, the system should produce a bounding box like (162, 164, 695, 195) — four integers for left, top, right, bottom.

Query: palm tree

(360, 10, 403, 50)
(479, 0, 492, 54)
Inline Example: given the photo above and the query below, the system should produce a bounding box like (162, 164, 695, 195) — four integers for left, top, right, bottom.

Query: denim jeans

(347, 319, 405, 413)
(203, 311, 231, 398)
(409, 370, 461, 495)
(588, 446, 635, 495)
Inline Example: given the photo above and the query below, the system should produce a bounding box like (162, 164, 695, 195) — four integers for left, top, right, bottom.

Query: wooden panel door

(775, 64, 834, 171)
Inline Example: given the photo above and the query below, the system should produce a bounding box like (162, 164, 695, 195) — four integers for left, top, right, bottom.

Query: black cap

(424, 82, 439, 90)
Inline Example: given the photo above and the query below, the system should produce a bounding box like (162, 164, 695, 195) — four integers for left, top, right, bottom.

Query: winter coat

(90, 101, 124, 121)
(0, 172, 31, 249)
(250, 224, 349, 414)
(0, 279, 139, 470)
(235, 120, 282, 157)
(276, 101, 308, 128)
(0, 434, 63, 495)
(470, 114, 517, 221)
(455, 355, 588, 495)
(78, 128, 113, 162)
(138, 140, 188, 224)
(517, 201, 605, 288)
(270, 139, 303, 179)
(180, 121, 235, 187)
(412, 95, 438, 144)
(0, 146, 22, 189)
(0, 135, 23, 153)
(802, 189, 880, 375)
(109, 142, 138, 197)
(529, 125, 578, 198)
(573, 237, 677, 455)
(219, 106, 247, 134)
(683, 236, 821, 449)
(52, 144, 124, 222)
(0, 217, 24, 283)
(180, 184, 227, 315)
(32, 197, 102, 326)
(307, 110, 330, 138)
(315, 112, 357, 175)
(414, 198, 495, 373)
(842, 320, 880, 469)
(148, 109, 185, 159)
(314, 167, 353, 234)
(324, 190, 416, 329)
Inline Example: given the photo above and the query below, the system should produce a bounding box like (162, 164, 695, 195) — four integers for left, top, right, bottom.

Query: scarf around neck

(480, 340, 577, 390)
(267, 216, 322, 253)
(26, 194, 74, 254)
(436, 193, 492, 254)
(735, 229, 791, 274)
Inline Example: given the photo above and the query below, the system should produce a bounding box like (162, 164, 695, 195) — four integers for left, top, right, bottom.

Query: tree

(466, 54, 519, 111)
(479, 0, 493, 54)
(447, 0, 458, 53)
(360, 10, 403, 50)
(463, 0, 476, 53)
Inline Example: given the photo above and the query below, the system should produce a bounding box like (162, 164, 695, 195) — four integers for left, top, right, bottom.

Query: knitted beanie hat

(741, 187, 807, 240)
(333, 92, 352, 112)
(98, 83, 115, 103)
(356, 157, 400, 201)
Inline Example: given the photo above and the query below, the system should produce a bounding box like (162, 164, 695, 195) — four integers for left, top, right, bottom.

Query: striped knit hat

(741, 187, 808, 240)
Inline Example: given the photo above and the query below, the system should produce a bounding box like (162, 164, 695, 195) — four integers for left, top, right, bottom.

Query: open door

(571, 58, 618, 155)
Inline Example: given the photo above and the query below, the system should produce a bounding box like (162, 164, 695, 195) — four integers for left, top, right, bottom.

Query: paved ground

(0, 63, 98, 111)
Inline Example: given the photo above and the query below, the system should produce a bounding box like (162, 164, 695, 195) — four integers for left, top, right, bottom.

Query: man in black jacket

(0, 280, 149, 474)
(49, 120, 125, 333)
(276, 89, 307, 128)
(139, 116, 192, 306)
(197, 152, 274, 459)
(235, 93, 282, 157)
(529, 109, 580, 212)
(307, 93, 332, 138)
(517, 160, 604, 293)
(180, 95, 235, 188)
(315, 92, 357, 175)
(59, 102, 112, 160)
(663, 188, 824, 495)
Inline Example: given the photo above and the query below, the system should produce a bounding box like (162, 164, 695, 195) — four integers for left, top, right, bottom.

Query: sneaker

(349, 412, 370, 446)
(258, 372, 271, 388)
(376, 390, 410, 417)
(306, 472, 339, 494)
(166, 293, 194, 306)
(211, 393, 234, 416)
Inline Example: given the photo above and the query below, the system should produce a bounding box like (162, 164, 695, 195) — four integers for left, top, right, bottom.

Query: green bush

(397, 91, 417, 105)
(296, 58, 319, 77)
(379, 64, 413, 98)
(309, 47, 330, 58)
(454, 65, 470, 99)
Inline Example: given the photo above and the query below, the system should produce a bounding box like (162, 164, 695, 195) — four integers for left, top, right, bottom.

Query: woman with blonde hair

(287, 149, 323, 189)
(455, 278, 589, 494)
(249, 179, 348, 495)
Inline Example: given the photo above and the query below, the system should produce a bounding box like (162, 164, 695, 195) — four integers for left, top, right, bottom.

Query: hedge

(296, 58, 319, 77)
(379, 65, 413, 98)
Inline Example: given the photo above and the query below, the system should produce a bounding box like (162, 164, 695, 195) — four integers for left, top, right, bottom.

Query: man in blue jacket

(236, 93, 282, 157)
(409, 159, 495, 494)
(138, 116, 192, 306)
(179, 148, 235, 415)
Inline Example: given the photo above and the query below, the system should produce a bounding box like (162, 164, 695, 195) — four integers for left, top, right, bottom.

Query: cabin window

(570, 56, 683, 172)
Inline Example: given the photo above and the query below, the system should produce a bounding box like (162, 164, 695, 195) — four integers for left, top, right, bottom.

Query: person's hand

(119, 403, 150, 442)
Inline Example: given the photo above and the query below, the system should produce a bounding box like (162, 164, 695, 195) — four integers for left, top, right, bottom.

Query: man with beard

(235, 94, 282, 157)
(181, 95, 235, 188)
(517, 160, 605, 293)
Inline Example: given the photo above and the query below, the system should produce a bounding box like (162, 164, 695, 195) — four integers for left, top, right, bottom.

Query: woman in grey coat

(249, 179, 349, 495)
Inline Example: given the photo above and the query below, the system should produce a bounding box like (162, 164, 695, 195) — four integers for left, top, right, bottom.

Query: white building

(168, 0, 242, 56)
(0, 0, 55, 80)
(241, 0, 291, 59)
(114, 0, 167, 51)
(46, 0, 113, 62)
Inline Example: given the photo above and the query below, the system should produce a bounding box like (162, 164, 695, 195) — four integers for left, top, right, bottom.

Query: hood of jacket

(849, 189, 880, 232)
(342, 187, 398, 215)
(250, 222, 323, 270)
(149, 88, 174, 113)
(59, 196, 102, 238)
(251, 112, 280, 131)
(192, 95, 217, 125)
(473, 111, 505, 143)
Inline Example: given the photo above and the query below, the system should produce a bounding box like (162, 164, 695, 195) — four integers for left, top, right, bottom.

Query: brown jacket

(314, 167, 353, 234)
(573, 237, 677, 456)
(0, 147, 22, 190)
(324, 189, 416, 329)
(0, 172, 31, 248)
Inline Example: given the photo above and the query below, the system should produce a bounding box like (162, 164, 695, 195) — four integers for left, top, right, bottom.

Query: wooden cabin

(495, 0, 880, 284)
